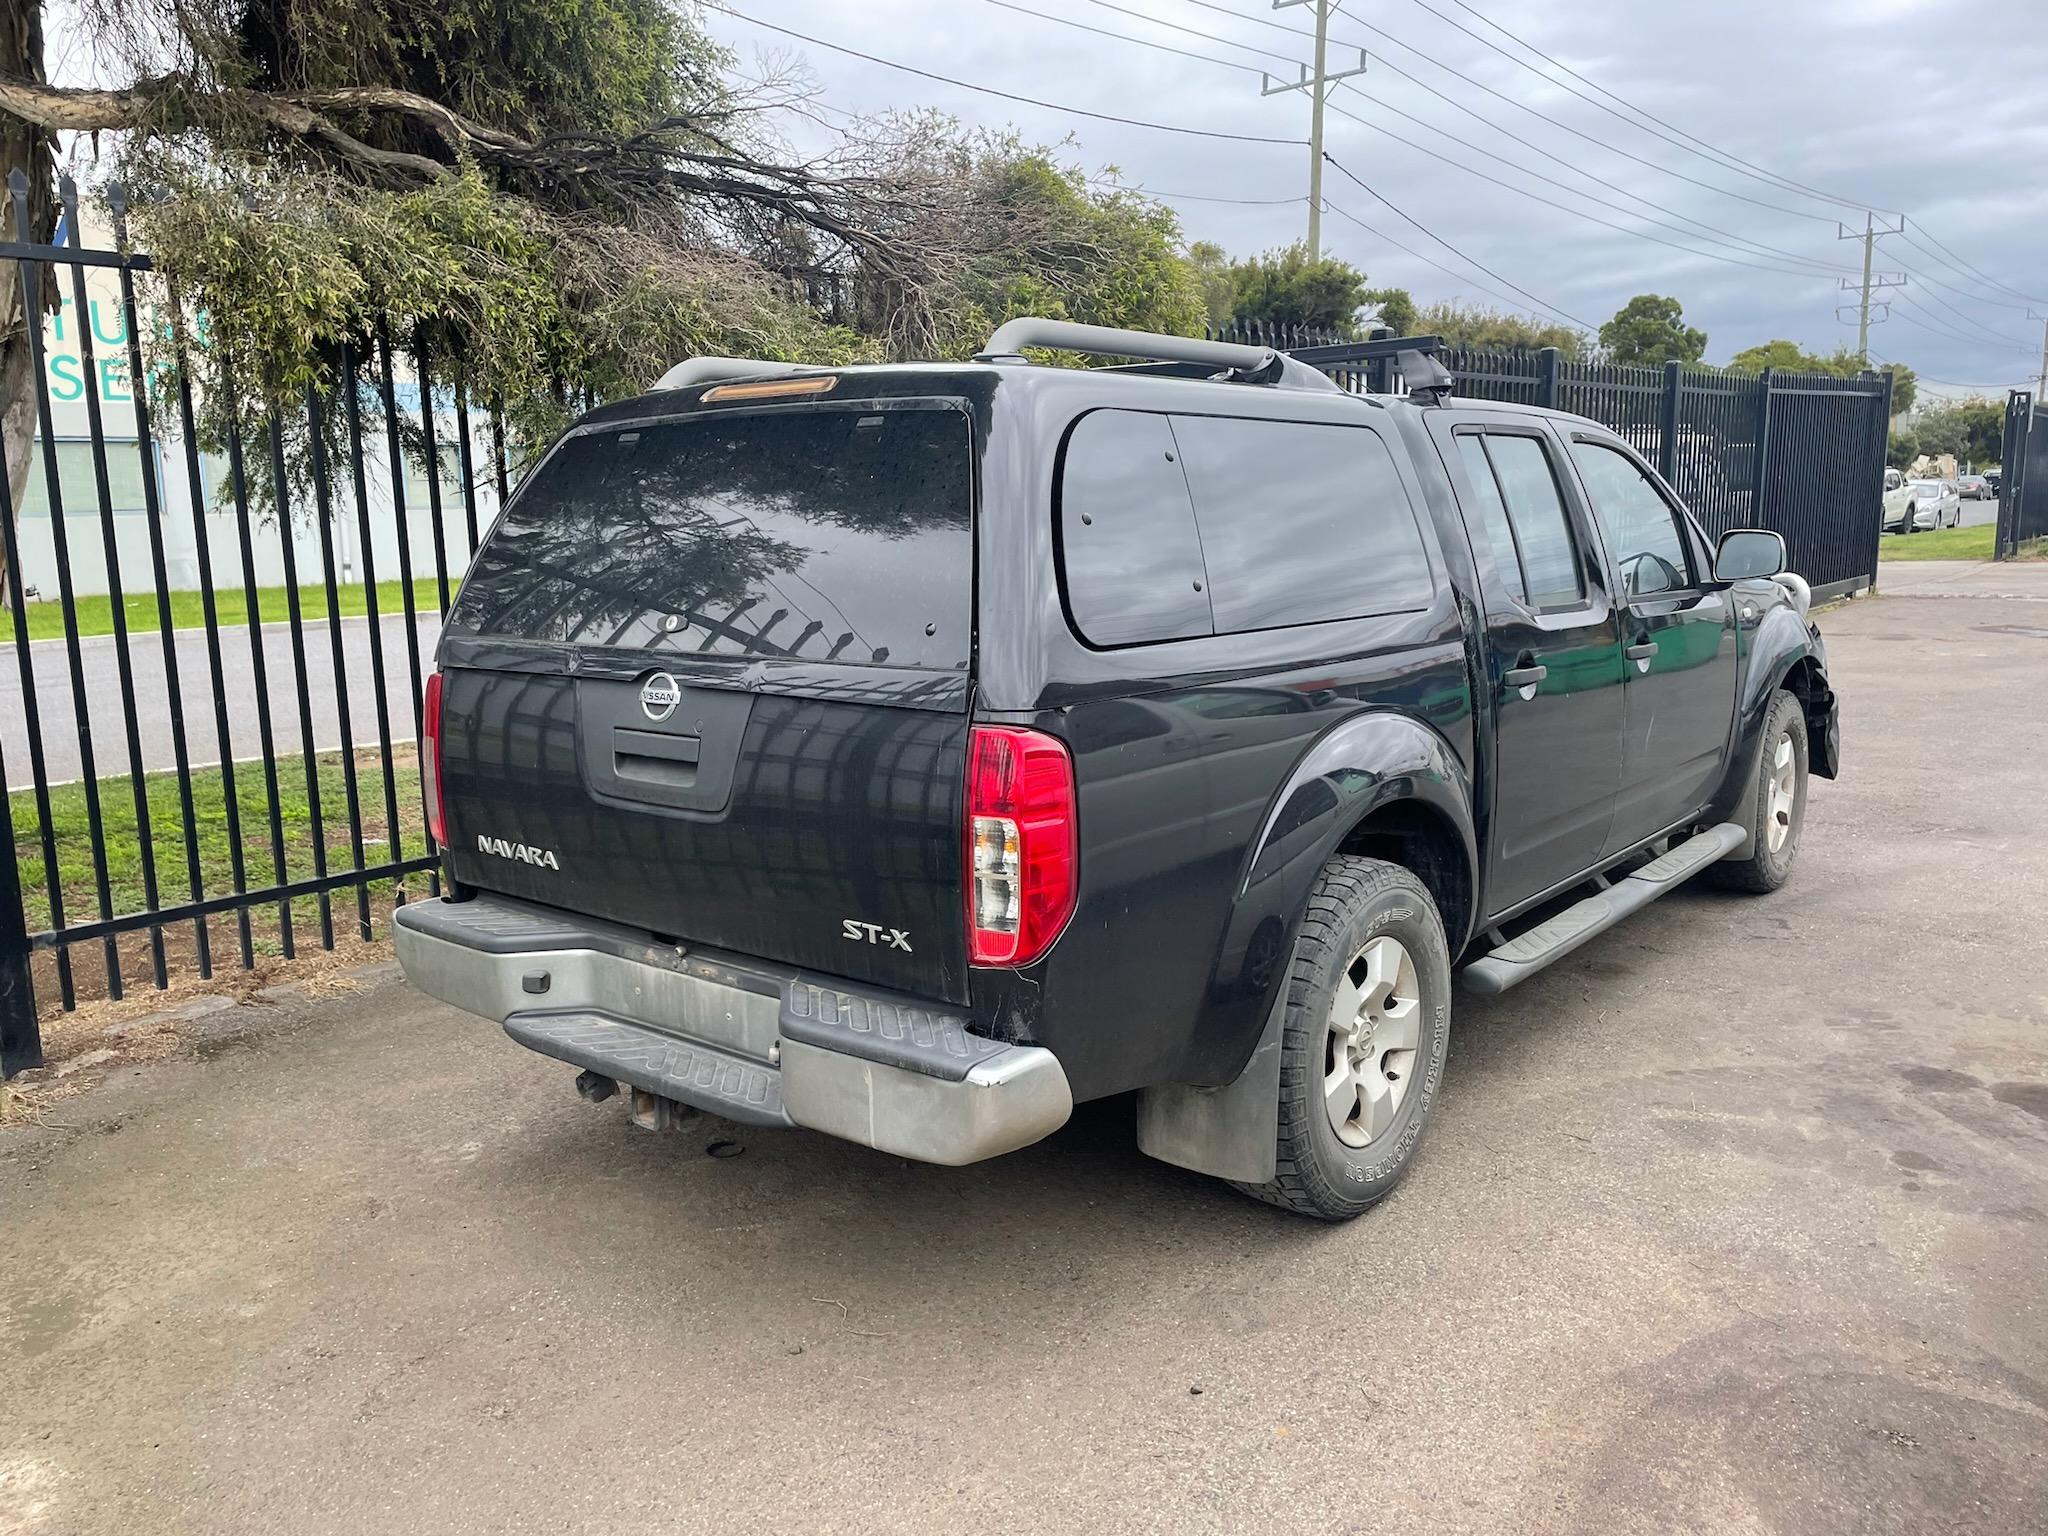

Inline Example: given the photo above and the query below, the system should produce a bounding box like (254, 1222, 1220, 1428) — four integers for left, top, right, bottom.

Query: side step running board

(1459, 822, 1746, 995)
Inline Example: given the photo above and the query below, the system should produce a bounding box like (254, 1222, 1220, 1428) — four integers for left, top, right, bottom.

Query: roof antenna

(1399, 348, 1455, 404)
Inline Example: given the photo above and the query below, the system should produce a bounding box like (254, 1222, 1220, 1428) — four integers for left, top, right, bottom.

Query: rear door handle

(1502, 663, 1547, 687)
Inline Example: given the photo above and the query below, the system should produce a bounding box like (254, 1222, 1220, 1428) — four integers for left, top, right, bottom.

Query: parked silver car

(1906, 478, 1961, 529)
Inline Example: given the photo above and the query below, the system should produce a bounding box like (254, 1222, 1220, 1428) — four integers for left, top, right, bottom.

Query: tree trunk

(2, 0, 56, 601)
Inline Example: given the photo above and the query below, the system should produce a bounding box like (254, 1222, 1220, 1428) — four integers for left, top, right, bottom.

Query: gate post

(0, 746, 41, 1076)
(1658, 360, 1683, 483)
(1749, 367, 1775, 528)
(1537, 347, 1561, 411)
(1997, 392, 2029, 562)
(1865, 370, 1895, 590)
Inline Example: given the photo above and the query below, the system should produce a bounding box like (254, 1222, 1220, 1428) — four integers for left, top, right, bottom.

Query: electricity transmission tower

(1261, 0, 1367, 258)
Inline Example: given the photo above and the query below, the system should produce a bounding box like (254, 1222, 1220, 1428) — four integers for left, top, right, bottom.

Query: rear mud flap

(1809, 688, 1841, 780)
(1134, 987, 1287, 1184)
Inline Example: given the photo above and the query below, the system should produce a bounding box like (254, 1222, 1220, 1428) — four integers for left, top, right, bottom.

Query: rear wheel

(1710, 689, 1808, 894)
(1233, 857, 1452, 1221)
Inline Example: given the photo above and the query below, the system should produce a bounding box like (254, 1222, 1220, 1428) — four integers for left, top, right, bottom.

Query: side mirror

(1713, 528, 1786, 582)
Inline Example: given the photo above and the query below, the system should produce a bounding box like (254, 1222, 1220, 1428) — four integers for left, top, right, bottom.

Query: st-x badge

(640, 672, 681, 722)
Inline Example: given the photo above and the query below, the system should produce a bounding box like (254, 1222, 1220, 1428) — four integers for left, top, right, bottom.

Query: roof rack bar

(978, 317, 1342, 393)
(978, 317, 1278, 374)
(653, 356, 824, 392)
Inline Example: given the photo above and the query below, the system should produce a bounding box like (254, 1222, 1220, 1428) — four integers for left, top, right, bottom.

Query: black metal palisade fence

(1, 186, 1892, 1076)
(0, 174, 517, 1075)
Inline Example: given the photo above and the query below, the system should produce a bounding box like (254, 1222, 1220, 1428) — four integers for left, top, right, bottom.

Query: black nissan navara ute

(395, 318, 1840, 1221)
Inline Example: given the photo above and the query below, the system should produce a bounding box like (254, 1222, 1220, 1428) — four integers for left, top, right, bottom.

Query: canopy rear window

(449, 404, 973, 671)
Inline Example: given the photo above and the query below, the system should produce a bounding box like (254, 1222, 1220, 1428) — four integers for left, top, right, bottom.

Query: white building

(15, 235, 495, 603)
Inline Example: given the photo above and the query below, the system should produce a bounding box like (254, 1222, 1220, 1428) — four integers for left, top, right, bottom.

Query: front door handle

(1502, 662, 1547, 688)
(1623, 640, 1658, 661)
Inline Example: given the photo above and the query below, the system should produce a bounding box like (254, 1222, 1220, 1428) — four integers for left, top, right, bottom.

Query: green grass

(2, 579, 450, 643)
(1878, 523, 1997, 561)
(9, 745, 430, 943)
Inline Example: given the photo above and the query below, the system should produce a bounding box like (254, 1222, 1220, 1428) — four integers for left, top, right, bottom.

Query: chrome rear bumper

(391, 896, 1071, 1166)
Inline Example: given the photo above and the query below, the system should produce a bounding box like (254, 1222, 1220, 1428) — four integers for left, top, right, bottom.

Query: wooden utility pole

(1262, 1, 1366, 259)
(1836, 212, 1906, 365)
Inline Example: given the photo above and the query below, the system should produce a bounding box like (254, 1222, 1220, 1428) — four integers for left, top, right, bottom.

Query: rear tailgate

(436, 395, 976, 1005)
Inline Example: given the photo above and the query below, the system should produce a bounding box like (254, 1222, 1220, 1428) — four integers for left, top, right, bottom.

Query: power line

(1905, 222, 2047, 307)
(1342, 65, 1854, 274)
(1415, 0, 2048, 317)
(1139, 188, 1308, 205)
(1336, 84, 1852, 277)
(977, 0, 1262, 75)
(1885, 231, 2036, 314)
(1883, 301, 2035, 357)
(1870, 353, 2024, 393)
(1322, 154, 1592, 329)
(1165, 0, 1847, 226)
(704, 3, 1306, 144)
(1321, 197, 1561, 321)
(1097, 0, 1859, 272)
(1399, 0, 1878, 215)
(1086, 0, 1301, 67)
(1889, 278, 2037, 350)
(1323, 100, 1845, 283)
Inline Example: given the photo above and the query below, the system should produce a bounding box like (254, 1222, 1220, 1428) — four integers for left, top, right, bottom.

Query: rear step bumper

(392, 896, 1071, 1166)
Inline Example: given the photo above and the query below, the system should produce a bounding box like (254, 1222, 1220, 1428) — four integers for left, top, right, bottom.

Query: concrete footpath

(2, 589, 2045, 1535)
(1876, 557, 2048, 599)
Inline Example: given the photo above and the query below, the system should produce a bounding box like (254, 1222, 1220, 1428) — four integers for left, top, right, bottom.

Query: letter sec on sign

(640, 672, 681, 723)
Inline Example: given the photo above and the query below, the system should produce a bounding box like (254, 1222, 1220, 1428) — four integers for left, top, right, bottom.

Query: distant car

(1907, 478, 1960, 529)
(1985, 468, 2002, 495)
(1959, 474, 1992, 501)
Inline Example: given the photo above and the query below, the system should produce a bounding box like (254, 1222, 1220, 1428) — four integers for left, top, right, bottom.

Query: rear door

(1430, 415, 1626, 915)
(436, 397, 977, 1004)
(1562, 434, 1737, 854)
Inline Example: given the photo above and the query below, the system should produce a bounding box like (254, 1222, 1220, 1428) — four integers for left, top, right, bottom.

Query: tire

(1709, 689, 1808, 894)
(1233, 856, 1452, 1221)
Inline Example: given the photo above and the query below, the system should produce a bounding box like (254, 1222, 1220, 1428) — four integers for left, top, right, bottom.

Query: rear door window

(1480, 434, 1585, 611)
(1170, 415, 1433, 633)
(448, 404, 973, 670)
(1453, 434, 1527, 605)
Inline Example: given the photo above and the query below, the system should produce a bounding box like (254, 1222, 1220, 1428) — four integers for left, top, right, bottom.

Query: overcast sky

(702, 0, 2048, 401)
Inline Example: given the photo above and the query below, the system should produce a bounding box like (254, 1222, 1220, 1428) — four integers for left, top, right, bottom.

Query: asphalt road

(0, 611, 444, 784)
(3, 584, 2046, 1534)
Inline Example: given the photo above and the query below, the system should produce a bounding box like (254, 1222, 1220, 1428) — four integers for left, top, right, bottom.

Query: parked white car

(1881, 468, 1919, 533)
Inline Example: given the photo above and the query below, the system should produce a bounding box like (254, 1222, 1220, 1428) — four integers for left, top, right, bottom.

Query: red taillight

(965, 726, 1077, 967)
(422, 671, 447, 847)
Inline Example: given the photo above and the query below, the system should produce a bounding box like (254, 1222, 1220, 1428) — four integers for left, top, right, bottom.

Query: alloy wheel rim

(1324, 935, 1421, 1148)
(1766, 732, 1798, 854)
